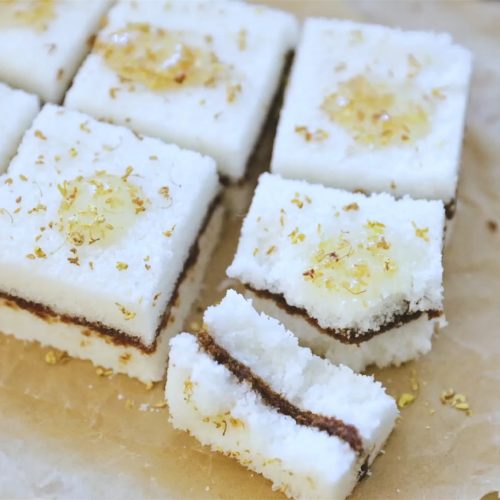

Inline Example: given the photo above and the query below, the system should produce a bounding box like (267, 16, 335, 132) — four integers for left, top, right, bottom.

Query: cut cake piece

(271, 17, 472, 218)
(0, 0, 110, 102)
(227, 173, 446, 372)
(0, 82, 40, 173)
(0, 104, 221, 382)
(166, 290, 398, 499)
(65, 0, 299, 180)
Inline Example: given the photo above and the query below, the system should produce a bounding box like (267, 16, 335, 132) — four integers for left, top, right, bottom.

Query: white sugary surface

(0, 104, 219, 347)
(247, 288, 445, 372)
(167, 290, 397, 499)
(0, 82, 40, 173)
(0, 1, 110, 102)
(0, 206, 223, 382)
(227, 173, 445, 333)
(65, 0, 298, 180)
(271, 17, 472, 202)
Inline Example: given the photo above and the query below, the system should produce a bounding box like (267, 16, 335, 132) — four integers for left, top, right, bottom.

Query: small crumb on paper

(397, 370, 420, 409)
(96, 367, 113, 377)
(397, 393, 416, 409)
(44, 349, 68, 365)
(440, 388, 471, 415)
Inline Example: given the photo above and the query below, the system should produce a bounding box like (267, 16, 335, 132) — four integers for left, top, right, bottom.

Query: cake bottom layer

(0, 205, 224, 383)
(167, 332, 386, 500)
(245, 289, 446, 373)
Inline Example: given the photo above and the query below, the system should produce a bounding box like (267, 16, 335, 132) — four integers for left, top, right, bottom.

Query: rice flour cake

(0, 104, 222, 382)
(227, 173, 446, 372)
(271, 18, 472, 219)
(0, 0, 110, 103)
(65, 0, 299, 180)
(167, 290, 398, 499)
(0, 82, 40, 173)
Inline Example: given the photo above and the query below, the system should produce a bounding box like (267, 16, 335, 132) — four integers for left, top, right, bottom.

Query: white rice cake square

(271, 18, 472, 214)
(227, 173, 446, 372)
(65, 0, 299, 181)
(167, 290, 398, 499)
(0, 82, 40, 172)
(0, 104, 221, 381)
(0, 0, 110, 102)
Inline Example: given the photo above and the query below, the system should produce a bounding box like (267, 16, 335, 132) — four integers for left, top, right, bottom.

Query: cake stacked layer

(0, 0, 110, 102)
(0, 104, 221, 381)
(271, 18, 472, 217)
(167, 290, 398, 499)
(227, 173, 446, 372)
(65, 0, 299, 180)
(0, 82, 40, 172)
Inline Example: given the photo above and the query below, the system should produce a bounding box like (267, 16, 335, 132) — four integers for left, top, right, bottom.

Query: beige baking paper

(1, 1, 499, 498)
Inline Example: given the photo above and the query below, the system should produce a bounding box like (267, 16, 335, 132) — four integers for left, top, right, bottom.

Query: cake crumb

(144, 381, 155, 391)
(397, 392, 416, 409)
(440, 388, 471, 415)
(96, 366, 114, 377)
(152, 401, 167, 409)
(44, 349, 68, 365)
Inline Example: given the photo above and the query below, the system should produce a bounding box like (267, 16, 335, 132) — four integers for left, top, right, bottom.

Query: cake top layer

(0, 82, 40, 172)
(202, 290, 398, 445)
(227, 173, 445, 334)
(0, 0, 109, 102)
(271, 17, 472, 202)
(65, 0, 299, 180)
(0, 104, 218, 346)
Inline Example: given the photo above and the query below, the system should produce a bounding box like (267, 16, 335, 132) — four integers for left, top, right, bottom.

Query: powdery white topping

(227, 173, 444, 333)
(65, 0, 299, 180)
(271, 17, 472, 202)
(0, 1, 110, 102)
(204, 290, 398, 444)
(0, 104, 219, 346)
(0, 82, 39, 172)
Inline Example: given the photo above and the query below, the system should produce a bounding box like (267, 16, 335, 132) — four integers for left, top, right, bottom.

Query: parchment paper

(1, 1, 499, 498)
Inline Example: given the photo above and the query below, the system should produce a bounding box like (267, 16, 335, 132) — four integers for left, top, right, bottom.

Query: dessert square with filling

(167, 290, 398, 499)
(227, 173, 446, 372)
(0, 0, 110, 102)
(0, 82, 40, 172)
(0, 104, 221, 382)
(271, 18, 472, 217)
(65, 0, 299, 180)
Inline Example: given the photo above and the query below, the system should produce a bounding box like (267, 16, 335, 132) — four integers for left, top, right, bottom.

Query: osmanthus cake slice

(271, 17, 472, 220)
(226, 173, 446, 372)
(0, 82, 40, 173)
(166, 290, 398, 500)
(0, 104, 222, 382)
(64, 0, 299, 181)
(0, 0, 110, 102)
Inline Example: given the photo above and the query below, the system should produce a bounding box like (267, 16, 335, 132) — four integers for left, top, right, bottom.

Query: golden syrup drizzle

(94, 22, 228, 91)
(321, 76, 430, 147)
(57, 171, 149, 247)
(0, 0, 55, 31)
(302, 221, 399, 298)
